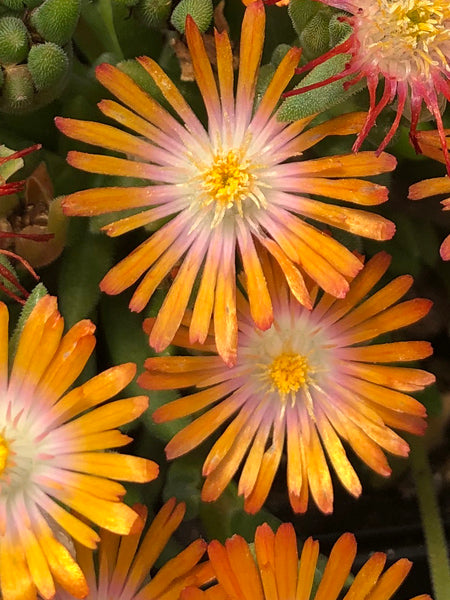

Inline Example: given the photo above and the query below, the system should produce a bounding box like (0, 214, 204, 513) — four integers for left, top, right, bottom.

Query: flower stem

(410, 436, 450, 600)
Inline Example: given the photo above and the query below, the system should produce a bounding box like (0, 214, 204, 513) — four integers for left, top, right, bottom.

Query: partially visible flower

(408, 129, 450, 259)
(0, 295, 158, 600)
(181, 522, 432, 600)
(0, 144, 55, 303)
(140, 251, 434, 514)
(286, 1, 450, 173)
(55, 498, 214, 600)
(56, 0, 395, 366)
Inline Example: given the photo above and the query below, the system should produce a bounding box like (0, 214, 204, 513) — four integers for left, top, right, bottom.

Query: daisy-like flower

(286, 1, 450, 173)
(0, 295, 158, 600)
(56, 0, 396, 366)
(181, 522, 432, 600)
(408, 129, 450, 259)
(55, 498, 214, 600)
(140, 251, 434, 514)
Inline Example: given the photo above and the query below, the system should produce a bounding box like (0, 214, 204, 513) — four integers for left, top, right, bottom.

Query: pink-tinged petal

(149, 234, 210, 354)
(66, 151, 182, 183)
(214, 235, 238, 367)
(55, 117, 159, 162)
(98, 99, 188, 161)
(137, 56, 210, 148)
(190, 228, 222, 344)
(237, 221, 273, 331)
(95, 63, 190, 143)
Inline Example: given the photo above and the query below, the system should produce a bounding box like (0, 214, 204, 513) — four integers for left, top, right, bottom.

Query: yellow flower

(0, 295, 158, 600)
(56, 1, 395, 366)
(140, 252, 434, 514)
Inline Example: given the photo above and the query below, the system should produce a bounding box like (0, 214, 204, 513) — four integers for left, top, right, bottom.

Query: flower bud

(135, 0, 172, 29)
(329, 13, 352, 46)
(30, 0, 81, 46)
(299, 10, 330, 60)
(0, 17, 29, 65)
(288, 0, 321, 38)
(171, 0, 213, 34)
(0, 0, 25, 10)
(1, 64, 34, 111)
(28, 42, 69, 90)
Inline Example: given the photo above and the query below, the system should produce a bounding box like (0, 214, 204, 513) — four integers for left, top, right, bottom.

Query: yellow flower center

(201, 150, 255, 226)
(0, 434, 9, 476)
(360, 0, 450, 78)
(268, 352, 309, 398)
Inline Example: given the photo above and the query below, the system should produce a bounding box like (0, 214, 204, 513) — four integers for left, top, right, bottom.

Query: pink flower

(286, 1, 450, 173)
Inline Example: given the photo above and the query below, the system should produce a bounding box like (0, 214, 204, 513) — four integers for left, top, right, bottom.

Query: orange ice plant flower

(56, 0, 396, 366)
(0, 295, 158, 600)
(140, 251, 434, 515)
(54, 498, 214, 600)
(181, 522, 432, 600)
(408, 129, 450, 260)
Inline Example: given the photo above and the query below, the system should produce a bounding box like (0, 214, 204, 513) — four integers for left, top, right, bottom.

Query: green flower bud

(171, 0, 213, 34)
(0, 0, 25, 10)
(300, 10, 330, 60)
(288, 0, 322, 38)
(28, 42, 68, 90)
(135, 0, 172, 29)
(1, 64, 34, 111)
(329, 13, 352, 46)
(0, 17, 29, 65)
(30, 0, 81, 45)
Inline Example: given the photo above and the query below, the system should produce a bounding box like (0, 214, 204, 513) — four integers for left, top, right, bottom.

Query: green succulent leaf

(278, 53, 365, 121)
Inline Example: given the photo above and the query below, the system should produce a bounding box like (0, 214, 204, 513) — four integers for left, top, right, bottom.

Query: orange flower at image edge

(140, 252, 435, 514)
(57, 0, 395, 366)
(54, 498, 214, 600)
(182, 522, 432, 600)
(408, 130, 450, 260)
(0, 296, 158, 600)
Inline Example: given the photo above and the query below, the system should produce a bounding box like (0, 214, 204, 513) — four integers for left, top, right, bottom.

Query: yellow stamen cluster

(360, 0, 450, 78)
(268, 352, 309, 399)
(0, 435, 9, 476)
(201, 150, 255, 226)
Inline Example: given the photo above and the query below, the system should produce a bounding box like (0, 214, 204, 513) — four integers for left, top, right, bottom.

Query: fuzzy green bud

(288, 0, 322, 38)
(135, 0, 172, 29)
(171, 0, 213, 34)
(329, 13, 352, 46)
(1, 64, 34, 111)
(0, 17, 29, 65)
(28, 42, 69, 90)
(0, 0, 25, 10)
(31, 0, 81, 46)
(300, 10, 330, 60)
